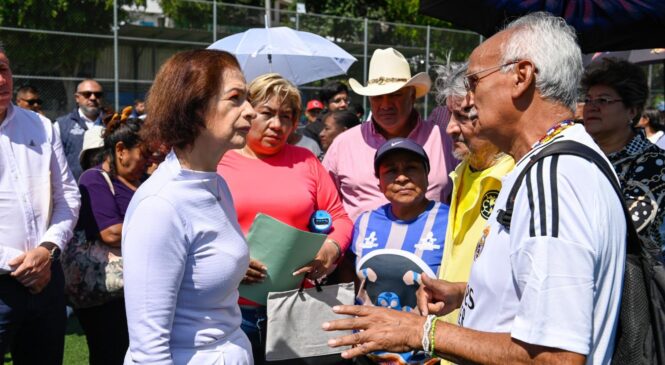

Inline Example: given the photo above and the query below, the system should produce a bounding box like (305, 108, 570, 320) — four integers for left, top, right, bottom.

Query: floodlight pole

(363, 18, 368, 117)
(425, 25, 430, 118)
(113, 0, 119, 111)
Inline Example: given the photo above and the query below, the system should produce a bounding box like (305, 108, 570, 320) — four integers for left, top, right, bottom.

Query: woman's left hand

(293, 239, 340, 281)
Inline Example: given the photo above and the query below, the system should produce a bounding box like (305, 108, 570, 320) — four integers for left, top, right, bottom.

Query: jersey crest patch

(480, 190, 499, 219)
(473, 226, 490, 261)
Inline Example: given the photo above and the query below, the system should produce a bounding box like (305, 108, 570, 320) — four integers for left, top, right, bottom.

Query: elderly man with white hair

(324, 12, 626, 365)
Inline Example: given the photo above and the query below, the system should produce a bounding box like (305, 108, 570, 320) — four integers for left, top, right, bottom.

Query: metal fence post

(424, 25, 430, 118)
(265, 1, 271, 27)
(113, 0, 119, 111)
(363, 17, 368, 116)
(213, 0, 218, 42)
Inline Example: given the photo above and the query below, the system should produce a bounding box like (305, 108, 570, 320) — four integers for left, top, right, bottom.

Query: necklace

(237, 146, 258, 159)
(531, 119, 575, 149)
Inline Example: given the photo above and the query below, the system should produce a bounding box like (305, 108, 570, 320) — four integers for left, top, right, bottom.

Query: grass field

(3, 315, 89, 364)
(63, 315, 89, 364)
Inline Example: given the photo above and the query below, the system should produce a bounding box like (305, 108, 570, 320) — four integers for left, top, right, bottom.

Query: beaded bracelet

(429, 317, 442, 357)
(422, 315, 436, 352)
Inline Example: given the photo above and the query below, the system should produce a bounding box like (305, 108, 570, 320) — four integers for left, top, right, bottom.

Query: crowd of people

(0, 9, 664, 365)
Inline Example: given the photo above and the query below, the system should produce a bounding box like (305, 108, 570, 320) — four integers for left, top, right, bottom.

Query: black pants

(75, 298, 128, 365)
(0, 264, 67, 365)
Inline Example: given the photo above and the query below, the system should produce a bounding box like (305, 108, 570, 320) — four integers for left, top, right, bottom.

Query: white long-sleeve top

(122, 151, 250, 364)
(0, 104, 80, 270)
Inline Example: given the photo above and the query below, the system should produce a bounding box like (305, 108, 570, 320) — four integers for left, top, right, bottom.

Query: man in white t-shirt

(323, 12, 626, 365)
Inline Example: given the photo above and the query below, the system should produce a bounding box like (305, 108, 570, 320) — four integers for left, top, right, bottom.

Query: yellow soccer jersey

(438, 155, 514, 326)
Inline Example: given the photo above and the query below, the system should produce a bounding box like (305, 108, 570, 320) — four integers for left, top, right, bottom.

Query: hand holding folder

(239, 213, 326, 305)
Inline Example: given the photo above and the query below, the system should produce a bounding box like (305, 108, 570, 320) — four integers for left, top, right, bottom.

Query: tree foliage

(305, 0, 449, 26)
(0, 0, 141, 75)
(300, 0, 472, 63)
(0, 0, 143, 109)
(159, 0, 265, 34)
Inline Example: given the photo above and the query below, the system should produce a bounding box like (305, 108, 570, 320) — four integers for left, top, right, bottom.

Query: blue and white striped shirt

(351, 201, 449, 276)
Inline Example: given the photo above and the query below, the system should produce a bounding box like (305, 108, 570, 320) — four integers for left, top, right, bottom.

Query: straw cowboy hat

(349, 48, 431, 98)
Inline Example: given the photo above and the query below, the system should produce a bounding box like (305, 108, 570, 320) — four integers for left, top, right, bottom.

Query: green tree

(296, 0, 471, 62)
(158, 0, 265, 36)
(0, 0, 143, 109)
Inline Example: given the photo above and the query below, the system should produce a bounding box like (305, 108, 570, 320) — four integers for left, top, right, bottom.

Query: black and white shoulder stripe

(523, 155, 561, 238)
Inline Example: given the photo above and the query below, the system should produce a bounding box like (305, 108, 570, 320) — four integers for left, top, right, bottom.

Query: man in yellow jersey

(434, 62, 515, 336)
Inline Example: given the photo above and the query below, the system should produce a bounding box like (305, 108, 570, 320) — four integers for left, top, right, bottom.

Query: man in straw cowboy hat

(322, 48, 457, 221)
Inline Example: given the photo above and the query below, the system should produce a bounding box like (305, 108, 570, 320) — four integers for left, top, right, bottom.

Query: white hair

(501, 12, 582, 111)
(433, 62, 468, 106)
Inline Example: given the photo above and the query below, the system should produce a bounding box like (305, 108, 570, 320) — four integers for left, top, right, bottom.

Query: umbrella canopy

(419, 0, 665, 53)
(208, 26, 357, 86)
(584, 48, 665, 66)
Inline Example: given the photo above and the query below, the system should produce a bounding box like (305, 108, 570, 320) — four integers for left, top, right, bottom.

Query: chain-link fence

(1, 1, 483, 121)
(3, 1, 662, 122)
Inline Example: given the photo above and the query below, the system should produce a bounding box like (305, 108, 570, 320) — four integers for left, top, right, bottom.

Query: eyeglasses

(20, 98, 42, 106)
(76, 91, 104, 99)
(583, 97, 623, 108)
(463, 60, 520, 92)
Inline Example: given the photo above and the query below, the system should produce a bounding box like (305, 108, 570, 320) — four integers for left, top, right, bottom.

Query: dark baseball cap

(374, 138, 430, 177)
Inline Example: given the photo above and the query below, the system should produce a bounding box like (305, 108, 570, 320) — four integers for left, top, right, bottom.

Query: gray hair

(433, 62, 468, 106)
(501, 12, 582, 111)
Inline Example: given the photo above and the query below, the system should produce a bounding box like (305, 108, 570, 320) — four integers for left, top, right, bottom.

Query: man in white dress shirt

(0, 43, 80, 364)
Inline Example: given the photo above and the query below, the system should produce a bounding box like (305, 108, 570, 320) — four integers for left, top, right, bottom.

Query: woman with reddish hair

(122, 49, 256, 364)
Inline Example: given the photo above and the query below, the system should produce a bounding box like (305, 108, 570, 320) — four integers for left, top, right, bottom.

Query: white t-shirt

(459, 124, 626, 364)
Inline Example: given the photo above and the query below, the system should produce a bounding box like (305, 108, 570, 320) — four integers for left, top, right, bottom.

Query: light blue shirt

(122, 152, 250, 364)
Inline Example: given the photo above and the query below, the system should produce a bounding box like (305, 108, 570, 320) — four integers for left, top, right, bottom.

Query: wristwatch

(39, 242, 61, 261)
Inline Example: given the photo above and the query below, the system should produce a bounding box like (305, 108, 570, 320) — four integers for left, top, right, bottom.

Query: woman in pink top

(217, 73, 353, 364)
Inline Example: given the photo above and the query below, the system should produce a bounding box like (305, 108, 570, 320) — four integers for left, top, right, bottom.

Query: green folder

(239, 213, 326, 305)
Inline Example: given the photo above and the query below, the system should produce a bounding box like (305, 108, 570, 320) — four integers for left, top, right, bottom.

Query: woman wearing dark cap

(122, 49, 256, 364)
(74, 106, 149, 365)
(340, 137, 449, 364)
(582, 58, 665, 257)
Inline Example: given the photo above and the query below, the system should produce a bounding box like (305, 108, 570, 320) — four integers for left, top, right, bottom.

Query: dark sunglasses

(21, 98, 42, 106)
(77, 91, 104, 99)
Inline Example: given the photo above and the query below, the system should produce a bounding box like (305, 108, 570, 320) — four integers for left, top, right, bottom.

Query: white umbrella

(208, 26, 357, 86)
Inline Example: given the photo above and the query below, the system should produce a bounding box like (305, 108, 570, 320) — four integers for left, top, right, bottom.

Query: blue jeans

(240, 305, 267, 365)
(0, 263, 66, 365)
